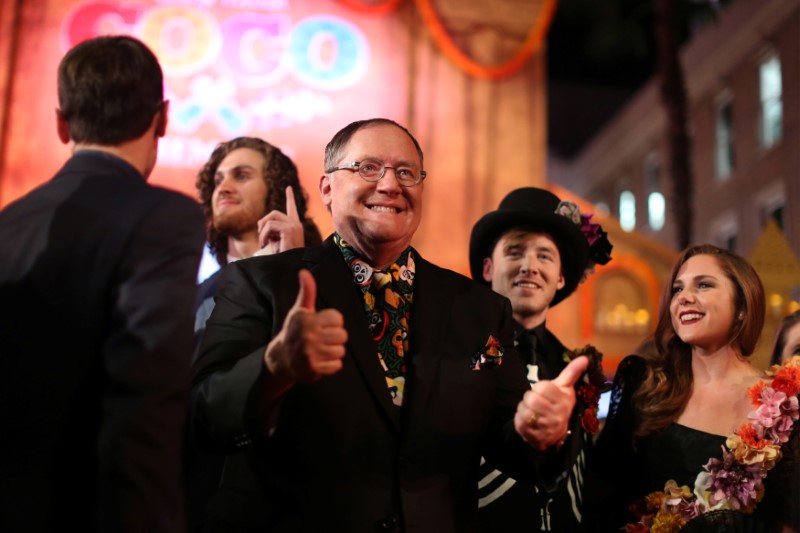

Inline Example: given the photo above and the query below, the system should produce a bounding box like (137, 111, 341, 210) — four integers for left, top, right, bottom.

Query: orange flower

(727, 433, 782, 469)
(736, 424, 768, 449)
(650, 510, 685, 533)
(581, 406, 600, 434)
(645, 491, 666, 511)
(771, 366, 800, 398)
(748, 381, 767, 406)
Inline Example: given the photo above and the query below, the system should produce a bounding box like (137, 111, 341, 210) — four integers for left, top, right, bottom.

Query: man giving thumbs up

(191, 120, 583, 533)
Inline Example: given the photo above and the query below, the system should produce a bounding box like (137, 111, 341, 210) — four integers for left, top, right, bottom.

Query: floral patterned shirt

(334, 233, 415, 407)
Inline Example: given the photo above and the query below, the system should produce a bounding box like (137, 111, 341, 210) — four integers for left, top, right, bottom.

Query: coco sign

(59, 0, 371, 90)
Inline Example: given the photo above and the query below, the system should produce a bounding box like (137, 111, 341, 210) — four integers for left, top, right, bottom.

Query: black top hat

(469, 187, 590, 307)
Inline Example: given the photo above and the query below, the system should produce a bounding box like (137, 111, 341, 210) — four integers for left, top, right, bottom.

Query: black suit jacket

(192, 237, 566, 533)
(477, 324, 590, 532)
(0, 151, 205, 532)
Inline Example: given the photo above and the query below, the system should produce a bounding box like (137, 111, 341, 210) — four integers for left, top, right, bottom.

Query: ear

(482, 257, 494, 283)
(557, 271, 566, 290)
(55, 109, 70, 144)
(155, 100, 169, 138)
(319, 173, 332, 210)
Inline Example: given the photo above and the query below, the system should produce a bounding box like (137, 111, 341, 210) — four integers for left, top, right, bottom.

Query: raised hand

(256, 185, 304, 256)
(263, 270, 348, 386)
(514, 355, 589, 450)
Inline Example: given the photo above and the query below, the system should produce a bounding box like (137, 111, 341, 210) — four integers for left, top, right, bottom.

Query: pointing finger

(285, 185, 299, 223)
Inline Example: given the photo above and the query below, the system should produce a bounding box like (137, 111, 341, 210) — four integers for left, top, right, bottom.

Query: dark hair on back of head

(58, 35, 164, 145)
(770, 309, 800, 365)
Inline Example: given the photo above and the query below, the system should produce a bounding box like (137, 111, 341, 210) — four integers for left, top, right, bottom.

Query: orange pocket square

(470, 335, 504, 371)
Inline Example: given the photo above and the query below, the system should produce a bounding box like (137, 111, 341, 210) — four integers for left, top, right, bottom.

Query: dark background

(546, 0, 732, 158)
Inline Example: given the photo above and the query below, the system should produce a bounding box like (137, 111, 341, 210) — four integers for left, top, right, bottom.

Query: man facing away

(469, 187, 612, 532)
(187, 136, 321, 530)
(0, 36, 205, 532)
(191, 119, 589, 532)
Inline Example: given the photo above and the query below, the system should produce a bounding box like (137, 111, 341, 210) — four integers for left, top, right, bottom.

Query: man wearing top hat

(469, 187, 612, 532)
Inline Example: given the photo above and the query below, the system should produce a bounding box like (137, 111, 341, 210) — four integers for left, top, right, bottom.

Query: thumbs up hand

(263, 269, 347, 385)
(514, 355, 589, 450)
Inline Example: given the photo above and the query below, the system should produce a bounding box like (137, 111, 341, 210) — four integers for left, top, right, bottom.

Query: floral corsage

(625, 355, 800, 532)
(563, 344, 610, 434)
(556, 200, 613, 281)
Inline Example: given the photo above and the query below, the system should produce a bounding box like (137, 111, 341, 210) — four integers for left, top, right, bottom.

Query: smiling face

(482, 229, 565, 329)
(670, 254, 739, 353)
(320, 123, 423, 267)
(211, 147, 269, 239)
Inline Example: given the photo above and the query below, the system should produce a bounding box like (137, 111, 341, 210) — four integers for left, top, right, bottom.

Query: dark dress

(584, 355, 800, 533)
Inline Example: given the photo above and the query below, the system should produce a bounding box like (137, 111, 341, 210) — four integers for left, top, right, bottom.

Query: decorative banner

(414, 0, 557, 80)
(59, 0, 372, 172)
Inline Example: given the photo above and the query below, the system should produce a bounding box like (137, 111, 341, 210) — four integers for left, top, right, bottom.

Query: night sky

(546, 0, 727, 158)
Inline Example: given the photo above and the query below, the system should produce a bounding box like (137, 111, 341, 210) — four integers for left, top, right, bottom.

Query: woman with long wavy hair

(583, 244, 799, 532)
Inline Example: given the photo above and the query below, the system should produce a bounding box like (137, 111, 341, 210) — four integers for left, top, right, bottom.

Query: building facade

(550, 0, 800, 366)
(552, 0, 798, 261)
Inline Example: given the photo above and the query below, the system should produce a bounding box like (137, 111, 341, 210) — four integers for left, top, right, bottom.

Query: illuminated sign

(59, 0, 371, 168)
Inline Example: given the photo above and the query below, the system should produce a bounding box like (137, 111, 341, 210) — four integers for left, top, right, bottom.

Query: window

(725, 234, 738, 253)
(648, 193, 666, 232)
(770, 205, 785, 230)
(715, 96, 734, 179)
(757, 181, 786, 231)
(759, 53, 782, 148)
(644, 153, 665, 231)
(619, 190, 636, 232)
(711, 212, 738, 254)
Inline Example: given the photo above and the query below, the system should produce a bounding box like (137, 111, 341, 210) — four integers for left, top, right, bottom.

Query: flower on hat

(555, 201, 613, 282)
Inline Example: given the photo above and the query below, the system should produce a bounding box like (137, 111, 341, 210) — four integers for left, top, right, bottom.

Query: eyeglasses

(326, 159, 426, 187)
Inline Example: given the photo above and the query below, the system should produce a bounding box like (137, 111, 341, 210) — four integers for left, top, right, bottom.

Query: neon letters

(60, 0, 370, 89)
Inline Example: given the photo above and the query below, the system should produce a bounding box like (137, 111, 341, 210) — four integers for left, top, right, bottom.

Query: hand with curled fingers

(263, 270, 348, 387)
(514, 356, 589, 451)
(255, 185, 304, 256)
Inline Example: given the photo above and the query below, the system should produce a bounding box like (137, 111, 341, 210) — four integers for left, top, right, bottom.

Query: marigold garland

(414, 0, 558, 80)
(625, 355, 800, 532)
(337, 0, 404, 16)
(338, 0, 559, 80)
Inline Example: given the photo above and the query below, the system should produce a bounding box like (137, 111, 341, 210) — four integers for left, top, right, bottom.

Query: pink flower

(767, 395, 799, 443)
(580, 213, 603, 246)
(748, 391, 784, 430)
(780, 393, 799, 418)
(555, 201, 582, 225)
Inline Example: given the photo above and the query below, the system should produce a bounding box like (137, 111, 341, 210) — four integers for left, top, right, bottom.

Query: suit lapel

(304, 240, 401, 432)
(405, 255, 450, 412)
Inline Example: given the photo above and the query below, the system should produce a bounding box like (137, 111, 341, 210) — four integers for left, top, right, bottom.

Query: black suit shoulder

(0, 152, 204, 533)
